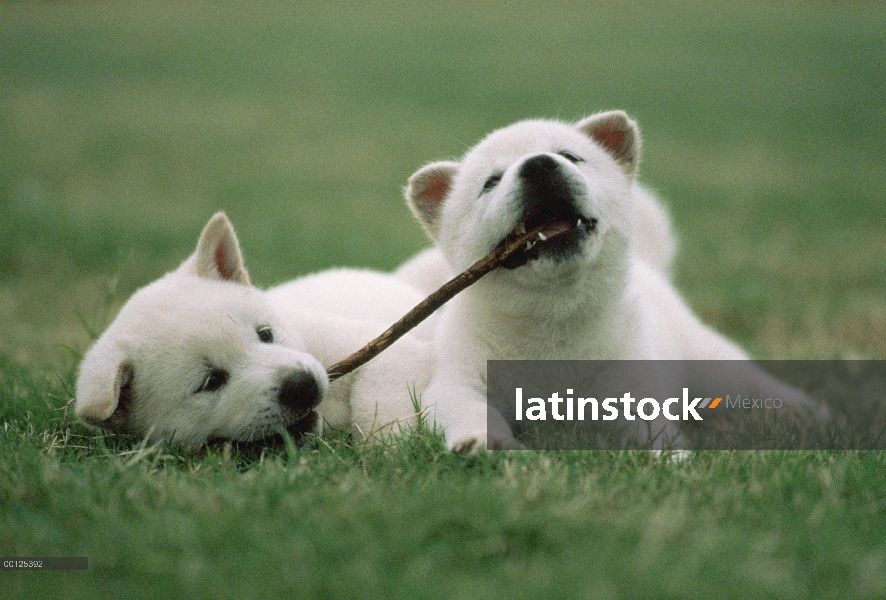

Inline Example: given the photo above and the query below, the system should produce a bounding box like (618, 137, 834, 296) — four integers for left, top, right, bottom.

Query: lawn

(1, 1, 884, 598)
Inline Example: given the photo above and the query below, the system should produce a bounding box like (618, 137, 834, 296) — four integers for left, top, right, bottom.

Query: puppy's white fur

(76, 213, 433, 449)
(400, 112, 819, 451)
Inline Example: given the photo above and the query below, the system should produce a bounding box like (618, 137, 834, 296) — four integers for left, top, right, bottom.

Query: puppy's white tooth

(519, 223, 526, 234)
(577, 218, 583, 227)
(526, 242, 532, 250)
(537, 232, 547, 241)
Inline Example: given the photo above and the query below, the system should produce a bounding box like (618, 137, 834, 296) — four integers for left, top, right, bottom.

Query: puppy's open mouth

(282, 409, 320, 439)
(499, 198, 598, 269)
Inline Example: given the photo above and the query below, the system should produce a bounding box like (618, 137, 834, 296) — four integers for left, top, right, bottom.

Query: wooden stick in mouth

(326, 225, 545, 381)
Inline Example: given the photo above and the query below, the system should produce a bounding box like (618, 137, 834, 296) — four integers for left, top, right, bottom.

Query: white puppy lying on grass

(398, 111, 824, 451)
(76, 213, 433, 450)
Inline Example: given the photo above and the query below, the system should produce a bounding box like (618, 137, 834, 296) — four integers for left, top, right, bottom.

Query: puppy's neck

(451, 253, 634, 351)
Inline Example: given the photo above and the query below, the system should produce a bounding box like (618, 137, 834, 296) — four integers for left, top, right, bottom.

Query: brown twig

(326, 226, 544, 381)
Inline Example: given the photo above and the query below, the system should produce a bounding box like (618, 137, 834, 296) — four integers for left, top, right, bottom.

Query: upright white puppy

(405, 112, 791, 451)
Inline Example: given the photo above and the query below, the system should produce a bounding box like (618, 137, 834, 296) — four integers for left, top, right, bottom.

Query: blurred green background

(1, 1, 884, 372)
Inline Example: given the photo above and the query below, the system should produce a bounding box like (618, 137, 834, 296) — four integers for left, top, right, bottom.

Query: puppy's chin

(208, 410, 320, 453)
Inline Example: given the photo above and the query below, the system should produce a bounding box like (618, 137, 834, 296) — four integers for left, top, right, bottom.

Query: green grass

(1, 1, 885, 597)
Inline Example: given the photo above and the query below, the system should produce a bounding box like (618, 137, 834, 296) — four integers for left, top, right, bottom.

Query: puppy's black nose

(519, 154, 560, 184)
(277, 370, 323, 413)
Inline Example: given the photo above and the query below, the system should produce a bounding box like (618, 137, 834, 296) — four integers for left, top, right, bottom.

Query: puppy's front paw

(450, 431, 526, 453)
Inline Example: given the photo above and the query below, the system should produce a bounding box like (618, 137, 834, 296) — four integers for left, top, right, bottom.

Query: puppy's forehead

(466, 120, 592, 165)
(116, 276, 274, 345)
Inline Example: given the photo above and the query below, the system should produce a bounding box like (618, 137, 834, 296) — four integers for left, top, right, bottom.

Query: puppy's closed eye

(196, 368, 229, 393)
(481, 174, 502, 195)
(557, 150, 583, 164)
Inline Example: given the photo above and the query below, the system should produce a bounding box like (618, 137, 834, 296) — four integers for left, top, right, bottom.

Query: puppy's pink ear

(406, 161, 459, 240)
(182, 212, 251, 285)
(577, 111, 641, 177)
(75, 342, 134, 432)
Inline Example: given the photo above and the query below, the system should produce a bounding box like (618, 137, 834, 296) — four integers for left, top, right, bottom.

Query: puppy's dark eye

(481, 174, 502, 194)
(197, 369, 229, 394)
(557, 151, 583, 164)
(257, 325, 274, 344)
